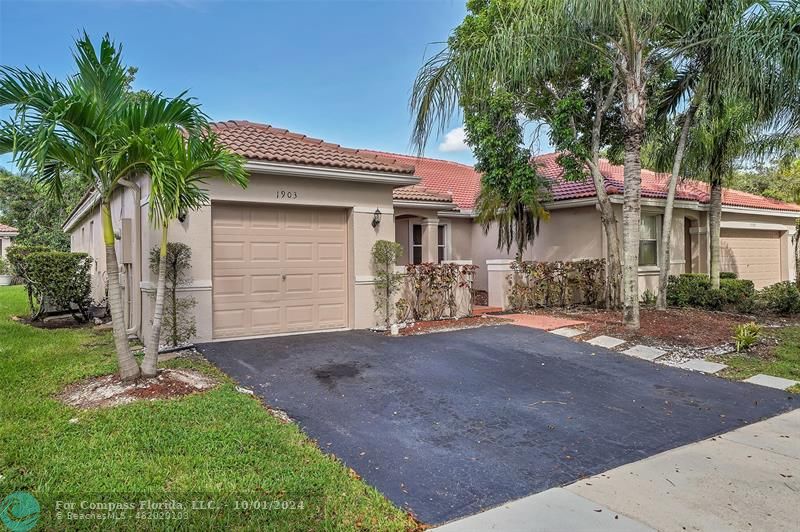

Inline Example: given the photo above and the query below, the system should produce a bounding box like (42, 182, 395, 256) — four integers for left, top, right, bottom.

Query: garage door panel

(212, 203, 349, 339)
(250, 242, 281, 261)
(720, 228, 782, 289)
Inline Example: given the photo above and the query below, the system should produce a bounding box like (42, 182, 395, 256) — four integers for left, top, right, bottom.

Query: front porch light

(372, 208, 382, 228)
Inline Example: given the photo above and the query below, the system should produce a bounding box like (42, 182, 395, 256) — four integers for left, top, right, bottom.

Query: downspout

(119, 178, 142, 338)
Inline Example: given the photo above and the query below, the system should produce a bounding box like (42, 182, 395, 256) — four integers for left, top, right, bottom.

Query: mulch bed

(397, 315, 510, 336)
(537, 307, 753, 348)
(59, 368, 218, 409)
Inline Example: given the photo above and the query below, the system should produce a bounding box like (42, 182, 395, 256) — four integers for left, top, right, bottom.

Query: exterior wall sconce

(371, 208, 382, 228)
(178, 210, 188, 223)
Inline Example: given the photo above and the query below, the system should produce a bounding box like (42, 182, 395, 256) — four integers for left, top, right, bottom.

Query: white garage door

(720, 228, 782, 289)
(212, 203, 348, 339)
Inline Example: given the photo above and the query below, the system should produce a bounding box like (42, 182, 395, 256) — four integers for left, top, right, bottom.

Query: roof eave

(244, 160, 419, 186)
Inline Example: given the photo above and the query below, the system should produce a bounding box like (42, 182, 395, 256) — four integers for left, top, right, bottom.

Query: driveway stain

(313, 362, 367, 388)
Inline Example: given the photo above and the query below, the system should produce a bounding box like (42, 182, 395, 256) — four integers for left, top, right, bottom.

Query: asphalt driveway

(197, 325, 797, 525)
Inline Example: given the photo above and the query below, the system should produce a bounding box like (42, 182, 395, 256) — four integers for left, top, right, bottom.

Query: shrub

(756, 281, 800, 315)
(734, 322, 762, 352)
(150, 242, 196, 347)
(640, 289, 657, 306)
(667, 274, 755, 312)
(25, 251, 93, 322)
(666, 274, 712, 307)
(6, 245, 52, 315)
(0, 257, 10, 276)
(371, 240, 403, 329)
(720, 271, 738, 279)
(720, 278, 755, 309)
(404, 262, 478, 321)
(704, 288, 726, 311)
(509, 259, 605, 310)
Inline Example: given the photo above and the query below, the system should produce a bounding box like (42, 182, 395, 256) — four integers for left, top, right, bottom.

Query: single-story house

(64, 120, 800, 345)
(0, 223, 19, 259)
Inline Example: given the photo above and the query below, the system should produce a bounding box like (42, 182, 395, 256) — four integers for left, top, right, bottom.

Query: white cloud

(438, 126, 469, 152)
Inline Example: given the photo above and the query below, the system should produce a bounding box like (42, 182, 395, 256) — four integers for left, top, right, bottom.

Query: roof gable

(359, 150, 480, 210)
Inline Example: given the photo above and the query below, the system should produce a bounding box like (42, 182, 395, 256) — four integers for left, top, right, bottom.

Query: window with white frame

(639, 214, 661, 267)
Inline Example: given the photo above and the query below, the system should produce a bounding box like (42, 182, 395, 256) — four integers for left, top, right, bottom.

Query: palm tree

(0, 33, 205, 380)
(682, 97, 798, 287)
(654, 1, 800, 290)
(139, 128, 246, 377)
(411, 0, 711, 329)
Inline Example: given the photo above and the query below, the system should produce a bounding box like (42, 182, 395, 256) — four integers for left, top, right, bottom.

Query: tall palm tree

(139, 128, 246, 377)
(655, 1, 800, 289)
(682, 97, 798, 286)
(411, 0, 709, 329)
(0, 33, 205, 380)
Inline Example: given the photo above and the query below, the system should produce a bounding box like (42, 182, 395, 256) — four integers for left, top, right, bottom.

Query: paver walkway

(502, 313, 585, 331)
(436, 409, 800, 531)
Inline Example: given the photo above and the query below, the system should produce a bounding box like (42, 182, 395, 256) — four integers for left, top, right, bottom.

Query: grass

(0, 286, 416, 531)
(717, 326, 800, 393)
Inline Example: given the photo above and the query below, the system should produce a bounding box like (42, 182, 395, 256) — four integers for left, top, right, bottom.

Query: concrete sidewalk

(436, 408, 800, 532)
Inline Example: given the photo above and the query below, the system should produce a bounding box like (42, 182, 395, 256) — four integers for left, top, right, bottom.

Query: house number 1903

(276, 190, 298, 199)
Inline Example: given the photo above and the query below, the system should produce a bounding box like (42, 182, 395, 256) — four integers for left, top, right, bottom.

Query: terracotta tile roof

(0, 223, 18, 234)
(211, 121, 415, 175)
(358, 150, 481, 210)
(392, 184, 454, 203)
(535, 153, 800, 212)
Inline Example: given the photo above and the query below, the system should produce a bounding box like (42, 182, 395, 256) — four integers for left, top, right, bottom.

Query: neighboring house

(0, 224, 19, 259)
(63, 121, 800, 346)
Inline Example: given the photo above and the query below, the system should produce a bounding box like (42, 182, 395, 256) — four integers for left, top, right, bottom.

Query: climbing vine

(509, 259, 606, 309)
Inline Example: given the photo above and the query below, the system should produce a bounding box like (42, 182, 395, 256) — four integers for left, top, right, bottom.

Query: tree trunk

(656, 102, 699, 309)
(102, 202, 140, 381)
(588, 79, 622, 309)
(588, 163, 622, 308)
(620, 53, 646, 330)
(709, 172, 723, 289)
(141, 226, 168, 377)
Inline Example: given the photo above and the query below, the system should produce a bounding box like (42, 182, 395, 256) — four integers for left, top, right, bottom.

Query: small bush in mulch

(59, 368, 218, 409)
(396, 315, 510, 336)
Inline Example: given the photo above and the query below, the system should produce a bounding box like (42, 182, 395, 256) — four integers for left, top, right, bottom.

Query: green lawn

(718, 326, 800, 393)
(0, 285, 416, 531)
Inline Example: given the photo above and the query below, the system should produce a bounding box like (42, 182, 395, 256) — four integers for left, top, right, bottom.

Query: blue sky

(0, 0, 488, 169)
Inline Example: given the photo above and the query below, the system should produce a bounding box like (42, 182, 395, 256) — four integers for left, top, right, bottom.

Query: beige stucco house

(64, 121, 800, 345)
(0, 224, 19, 259)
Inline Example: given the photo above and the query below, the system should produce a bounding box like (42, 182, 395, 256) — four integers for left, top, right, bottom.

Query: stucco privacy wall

(474, 205, 603, 291)
(136, 171, 397, 344)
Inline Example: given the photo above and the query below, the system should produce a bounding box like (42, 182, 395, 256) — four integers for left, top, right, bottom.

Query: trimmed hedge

(666, 273, 754, 312)
(26, 251, 93, 322)
(757, 281, 800, 314)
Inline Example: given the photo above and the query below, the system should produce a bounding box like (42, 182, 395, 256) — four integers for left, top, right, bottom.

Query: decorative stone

(585, 335, 627, 349)
(623, 345, 667, 361)
(678, 359, 728, 374)
(550, 327, 584, 338)
(744, 374, 799, 390)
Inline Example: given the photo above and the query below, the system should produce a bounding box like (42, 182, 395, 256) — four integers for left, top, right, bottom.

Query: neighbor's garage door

(720, 228, 782, 289)
(212, 203, 348, 339)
